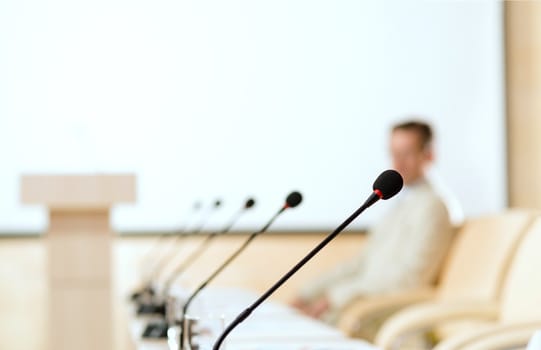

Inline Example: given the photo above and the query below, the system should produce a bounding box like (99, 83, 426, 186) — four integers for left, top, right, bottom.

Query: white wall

(0, 0, 505, 232)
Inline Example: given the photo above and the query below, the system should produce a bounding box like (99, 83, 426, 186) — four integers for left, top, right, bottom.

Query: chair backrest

(436, 210, 536, 302)
(500, 215, 541, 323)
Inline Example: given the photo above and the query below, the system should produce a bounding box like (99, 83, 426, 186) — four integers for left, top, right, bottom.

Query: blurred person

(291, 120, 454, 326)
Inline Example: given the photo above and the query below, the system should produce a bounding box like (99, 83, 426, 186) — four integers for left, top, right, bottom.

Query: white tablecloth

(129, 287, 377, 350)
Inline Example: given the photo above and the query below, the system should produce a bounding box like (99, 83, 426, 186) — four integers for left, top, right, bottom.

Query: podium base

(141, 321, 169, 339)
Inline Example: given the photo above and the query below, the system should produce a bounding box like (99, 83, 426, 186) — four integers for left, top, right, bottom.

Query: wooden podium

(20, 174, 136, 350)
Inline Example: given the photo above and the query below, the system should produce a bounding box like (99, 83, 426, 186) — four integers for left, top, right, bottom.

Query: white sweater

(299, 178, 454, 312)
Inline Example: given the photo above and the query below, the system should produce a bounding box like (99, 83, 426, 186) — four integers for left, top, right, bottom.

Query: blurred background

(0, 0, 508, 233)
(2, 1, 541, 350)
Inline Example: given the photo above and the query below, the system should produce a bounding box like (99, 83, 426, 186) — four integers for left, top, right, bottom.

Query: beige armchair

(430, 216, 541, 350)
(433, 322, 541, 350)
(338, 288, 437, 341)
(360, 210, 537, 349)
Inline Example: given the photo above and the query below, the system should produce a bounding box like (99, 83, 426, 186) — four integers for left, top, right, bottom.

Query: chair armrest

(374, 300, 499, 350)
(434, 322, 541, 350)
(337, 288, 436, 340)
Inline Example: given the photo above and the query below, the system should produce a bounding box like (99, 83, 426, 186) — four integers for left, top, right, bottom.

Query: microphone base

(130, 286, 155, 302)
(136, 302, 166, 316)
(141, 321, 169, 339)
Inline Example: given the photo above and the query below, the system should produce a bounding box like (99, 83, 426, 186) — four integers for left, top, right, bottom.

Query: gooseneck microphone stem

(178, 206, 286, 350)
(140, 202, 202, 273)
(162, 208, 245, 297)
(144, 234, 189, 284)
(143, 208, 217, 289)
(137, 216, 201, 292)
(212, 196, 378, 350)
(162, 234, 215, 294)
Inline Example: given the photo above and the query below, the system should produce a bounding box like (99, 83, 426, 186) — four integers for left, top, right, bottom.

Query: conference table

(128, 287, 376, 350)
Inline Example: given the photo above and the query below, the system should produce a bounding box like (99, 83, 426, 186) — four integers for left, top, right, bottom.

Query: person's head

(390, 120, 434, 185)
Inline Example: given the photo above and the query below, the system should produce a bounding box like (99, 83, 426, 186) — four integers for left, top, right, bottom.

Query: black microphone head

(214, 199, 222, 208)
(373, 170, 404, 200)
(285, 191, 303, 208)
(244, 198, 256, 209)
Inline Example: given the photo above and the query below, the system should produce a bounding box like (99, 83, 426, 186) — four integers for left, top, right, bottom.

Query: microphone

(160, 198, 251, 295)
(141, 201, 202, 266)
(148, 200, 221, 288)
(178, 191, 302, 349)
(212, 170, 403, 350)
(141, 198, 256, 338)
(137, 199, 223, 314)
(131, 201, 203, 301)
